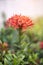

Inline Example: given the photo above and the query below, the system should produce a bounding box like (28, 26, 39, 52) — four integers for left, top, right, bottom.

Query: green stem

(19, 28, 21, 43)
(18, 28, 22, 50)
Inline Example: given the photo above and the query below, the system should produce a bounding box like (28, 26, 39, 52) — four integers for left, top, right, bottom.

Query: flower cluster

(0, 42, 8, 51)
(40, 41, 43, 49)
(5, 15, 33, 30)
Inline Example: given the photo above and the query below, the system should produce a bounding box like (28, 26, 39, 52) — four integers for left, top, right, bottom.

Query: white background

(0, 0, 43, 28)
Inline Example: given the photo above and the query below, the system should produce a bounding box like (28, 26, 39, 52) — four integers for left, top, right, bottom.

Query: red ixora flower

(5, 15, 33, 30)
(40, 41, 43, 49)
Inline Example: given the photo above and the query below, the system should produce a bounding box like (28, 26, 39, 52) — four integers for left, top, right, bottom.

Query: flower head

(5, 15, 33, 30)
